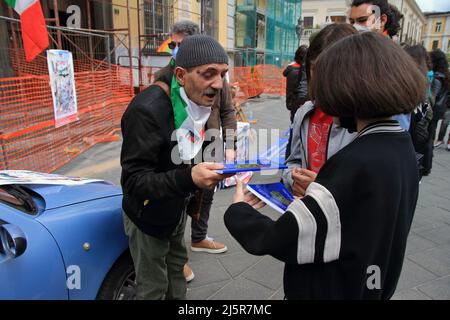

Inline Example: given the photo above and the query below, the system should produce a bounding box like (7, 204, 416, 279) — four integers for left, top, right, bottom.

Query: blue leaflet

(246, 182, 294, 214)
(215, 161, 287, 174)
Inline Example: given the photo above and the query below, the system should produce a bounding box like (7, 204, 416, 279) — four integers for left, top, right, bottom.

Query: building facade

(111, 0, 235, 66)
(390, 0, 425, 45)
(299, 0, 348, 45)
(234, 0, 302, 67)
(422, 11, 450, 53)
(300, 0, 424, 45)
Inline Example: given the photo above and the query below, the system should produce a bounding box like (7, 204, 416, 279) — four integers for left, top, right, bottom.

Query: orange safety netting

(1, 61, 287, 173)
(0, 51, 133, 173)
(141, 64, 287, 102)
(228, 64, 287, 101)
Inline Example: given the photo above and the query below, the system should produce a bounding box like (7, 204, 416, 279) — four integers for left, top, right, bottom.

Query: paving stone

(219, 252, 264, 278)
(416, 224, 450, 245)
(408, 245, 450, 277)
(391, 288, 432, 300)
(242, 256, 284, 291)
(187, 280, 231, 300)
(268, 288, 285, 300)
(396, 259, 438, 291)
(405, 233, 437, 256)
(416, 276, 450, 300)
(209, 277, 275, 300)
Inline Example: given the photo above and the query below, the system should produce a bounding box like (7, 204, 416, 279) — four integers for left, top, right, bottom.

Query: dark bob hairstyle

(305, 23, 358, 81)
(310, 32, 427, 119)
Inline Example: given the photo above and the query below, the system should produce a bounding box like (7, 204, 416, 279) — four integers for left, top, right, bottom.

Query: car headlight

(0, 224, 27, 258)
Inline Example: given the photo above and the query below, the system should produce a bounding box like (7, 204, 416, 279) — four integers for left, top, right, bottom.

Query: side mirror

(0, 224, 27, 258)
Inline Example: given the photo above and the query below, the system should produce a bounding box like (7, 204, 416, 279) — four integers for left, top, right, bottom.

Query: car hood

(23, 181, 122, 211)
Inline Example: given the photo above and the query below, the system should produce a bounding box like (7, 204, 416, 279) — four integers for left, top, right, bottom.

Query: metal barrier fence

(0, 16, 133, 173)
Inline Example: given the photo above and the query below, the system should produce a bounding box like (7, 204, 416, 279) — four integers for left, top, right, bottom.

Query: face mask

(339, 116, 358, 133)
(353, 23, 372, 33)
(172, 46, 179, 59)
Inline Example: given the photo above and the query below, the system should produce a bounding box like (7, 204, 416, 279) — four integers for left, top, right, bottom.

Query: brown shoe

(191, 236, 228, 254)
(184, 264, 194, 283)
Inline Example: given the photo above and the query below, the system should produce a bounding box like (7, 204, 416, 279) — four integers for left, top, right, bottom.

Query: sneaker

(191, 236, 228, 254)
(434, 141, 443, 148)
(184, 264, 195, 283)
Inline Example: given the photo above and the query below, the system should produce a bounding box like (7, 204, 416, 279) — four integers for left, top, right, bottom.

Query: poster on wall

(47, 49, 78, 128)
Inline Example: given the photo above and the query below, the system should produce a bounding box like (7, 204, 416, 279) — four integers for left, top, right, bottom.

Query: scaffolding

(235, 0, 302, 67)
(0, 12, 133, 172)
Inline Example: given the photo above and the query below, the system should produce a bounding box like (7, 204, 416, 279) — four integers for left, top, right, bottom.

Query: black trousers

(422, 118, 439, 172)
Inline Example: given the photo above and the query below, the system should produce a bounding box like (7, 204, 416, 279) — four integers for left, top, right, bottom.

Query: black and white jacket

(225, 121, 419, 300)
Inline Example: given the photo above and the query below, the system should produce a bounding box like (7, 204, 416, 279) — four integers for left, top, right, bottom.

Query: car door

(0, 204, 68, 300)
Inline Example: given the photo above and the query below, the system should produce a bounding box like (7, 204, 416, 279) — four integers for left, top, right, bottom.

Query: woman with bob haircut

(283, 23, 358, 197)
(224, 32, 426, 300)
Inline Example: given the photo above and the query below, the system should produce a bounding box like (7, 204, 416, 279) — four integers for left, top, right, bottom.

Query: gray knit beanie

(175, 34, 229, 69)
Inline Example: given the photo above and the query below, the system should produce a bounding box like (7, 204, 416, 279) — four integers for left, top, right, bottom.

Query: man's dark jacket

(283, 63, 308, 118)
(121, 66, 236, 239)
(121, 84, 199, 239)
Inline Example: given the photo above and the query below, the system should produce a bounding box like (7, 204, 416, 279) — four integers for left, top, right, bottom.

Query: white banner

(47, 50, 78, 128)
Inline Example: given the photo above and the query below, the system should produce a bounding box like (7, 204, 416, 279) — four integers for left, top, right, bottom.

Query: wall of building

(422, 14, 450, 52)
(227, 0, 236, 51)
(390, 0, 425, 45)
(301, 0, 425, 45)
(301, 0, 348, 28)
(174, 0, 201, 24)
(112, 0, 140, 48)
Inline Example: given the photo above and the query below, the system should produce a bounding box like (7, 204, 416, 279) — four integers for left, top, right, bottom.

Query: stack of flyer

(246, 182, 294, 214)
(215, 161, 287, 174)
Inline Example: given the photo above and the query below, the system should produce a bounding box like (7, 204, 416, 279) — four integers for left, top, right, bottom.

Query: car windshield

(0, 185, 37, 215)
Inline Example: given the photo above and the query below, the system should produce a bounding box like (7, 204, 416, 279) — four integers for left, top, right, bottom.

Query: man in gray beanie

(121, 34, 231, 300)
(156, 25, 237, 283)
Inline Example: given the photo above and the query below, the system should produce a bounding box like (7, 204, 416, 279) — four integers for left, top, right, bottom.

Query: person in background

(225, 32, 424, 300)
(349, 0, 410, 130)
(282, 24, 358, 197)
(155, 21, 237, 283)
(283, 45, 309, 159)
(430, 49, 450, 150)
(404, 45, 434, 178)
(154, 20, 199, 82)
(349, 0, 403, 38)
(283, 45, 309, 123)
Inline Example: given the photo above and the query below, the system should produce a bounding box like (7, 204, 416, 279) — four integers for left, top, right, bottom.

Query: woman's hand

(291, 168, 317, 197)
(233, 178, 267, 210)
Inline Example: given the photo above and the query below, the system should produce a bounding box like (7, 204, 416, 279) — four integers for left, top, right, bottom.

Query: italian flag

(6, 0, 49, 62)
